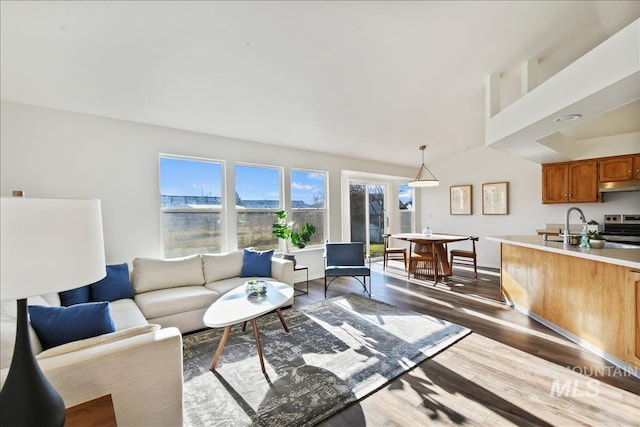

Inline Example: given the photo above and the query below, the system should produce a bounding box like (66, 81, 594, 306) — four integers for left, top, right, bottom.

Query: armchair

(324, 242, 371, 298)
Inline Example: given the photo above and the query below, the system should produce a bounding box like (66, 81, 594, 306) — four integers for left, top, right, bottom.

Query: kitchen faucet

(564, 206, 586, 246)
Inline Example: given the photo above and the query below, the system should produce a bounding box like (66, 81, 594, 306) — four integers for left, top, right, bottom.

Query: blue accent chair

(324, 242, 371, 298)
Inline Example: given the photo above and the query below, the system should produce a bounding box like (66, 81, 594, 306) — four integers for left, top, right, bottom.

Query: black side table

(293, 264, 309, 296)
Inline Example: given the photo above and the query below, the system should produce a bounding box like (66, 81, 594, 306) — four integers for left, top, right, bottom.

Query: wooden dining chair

(449, 236, 479, 278)
(383, 234, 408, 271)
(408, 242, 439, 283)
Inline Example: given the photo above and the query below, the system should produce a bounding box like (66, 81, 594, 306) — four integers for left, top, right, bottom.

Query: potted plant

(587, 219, 599, 233)
(587, 229, 606, 249)
(272, 210, 316, 265)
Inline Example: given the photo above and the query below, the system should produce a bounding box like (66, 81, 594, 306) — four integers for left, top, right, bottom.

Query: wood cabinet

(500, 244, 640, 369)
(599, 155, 635, 181)
(636, 270, 640, 358)
(541, 152, 640, 204)
(541, 160, 600, 204)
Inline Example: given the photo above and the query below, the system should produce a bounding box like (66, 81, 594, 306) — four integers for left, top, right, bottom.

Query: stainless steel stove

(601, 214, 640, 246)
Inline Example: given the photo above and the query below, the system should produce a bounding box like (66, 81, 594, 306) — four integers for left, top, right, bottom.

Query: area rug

(182, 293, 471, 426)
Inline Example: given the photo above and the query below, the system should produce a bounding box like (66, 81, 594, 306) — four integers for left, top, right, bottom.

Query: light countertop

(487, 235, 640, 269)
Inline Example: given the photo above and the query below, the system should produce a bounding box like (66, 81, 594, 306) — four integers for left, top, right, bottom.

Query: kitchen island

(488, 235, 640, 373)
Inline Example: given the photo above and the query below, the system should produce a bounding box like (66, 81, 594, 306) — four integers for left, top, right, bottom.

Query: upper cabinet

(599, 155, 635, 181)
(542, 163, 569, 204)
(542, 153, 640, 203)
(542, 160, 600, 204)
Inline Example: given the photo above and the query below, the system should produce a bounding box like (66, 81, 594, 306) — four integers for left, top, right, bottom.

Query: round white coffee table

(203, 280, 293, 373)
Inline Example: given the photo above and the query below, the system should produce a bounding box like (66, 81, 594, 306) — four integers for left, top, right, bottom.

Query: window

(398, 184, 414, 233)
(291, 170, 327, 248)
(235, 164, 281, 250)
(159, 156, 223, 258)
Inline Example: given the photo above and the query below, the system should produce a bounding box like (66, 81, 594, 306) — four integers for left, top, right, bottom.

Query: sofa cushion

(1, 297, 47, 369)
(59, 286, 90, 306)
(39, 293, 61, 307)
(240, 249, 273, 277)
(205, 276, 257, 295)
(108, 299, 149, 330)
(132, 255, 204, 294)
(90, 263, 134, 302)
(37, 324, 161, 360)
(134, 286, 220, 320)
(28, 302, 115, 350)
(202, 251, 243, 283)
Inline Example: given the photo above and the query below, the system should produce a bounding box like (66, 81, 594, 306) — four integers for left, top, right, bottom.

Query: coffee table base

(209, 308, 289, 373)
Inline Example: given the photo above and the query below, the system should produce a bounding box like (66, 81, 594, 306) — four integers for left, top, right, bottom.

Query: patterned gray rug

(183, 293, 471, 426)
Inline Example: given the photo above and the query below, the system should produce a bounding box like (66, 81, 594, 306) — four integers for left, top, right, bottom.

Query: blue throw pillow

(59, 285, 90, 306)
(90, 263, 134, 302)
(28, 302, 115, 350)
(240, 249, 273, 277)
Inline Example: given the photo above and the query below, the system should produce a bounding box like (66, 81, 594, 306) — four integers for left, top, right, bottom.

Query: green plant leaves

(272, 211, 316, 249)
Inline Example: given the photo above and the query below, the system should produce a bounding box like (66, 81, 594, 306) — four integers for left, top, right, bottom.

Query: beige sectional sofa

(0, 251, 294, 426)
(132, 251, 294, 333)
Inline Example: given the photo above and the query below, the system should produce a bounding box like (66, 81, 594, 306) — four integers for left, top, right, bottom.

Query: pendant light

(408, 145, 439, 187)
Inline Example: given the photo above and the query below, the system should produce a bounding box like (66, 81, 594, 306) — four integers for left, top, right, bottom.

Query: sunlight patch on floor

(384, 284, 458, 309)
(460, 306, 577, 347)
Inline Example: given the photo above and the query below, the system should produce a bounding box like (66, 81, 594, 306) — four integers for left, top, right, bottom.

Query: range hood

(599, 180, 640, 193)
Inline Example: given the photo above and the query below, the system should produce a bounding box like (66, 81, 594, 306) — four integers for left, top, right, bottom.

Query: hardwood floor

(291, 261, 640, 426)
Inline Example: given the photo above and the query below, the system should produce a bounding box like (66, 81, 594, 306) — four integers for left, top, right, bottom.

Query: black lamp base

(0, 298, 66, 427)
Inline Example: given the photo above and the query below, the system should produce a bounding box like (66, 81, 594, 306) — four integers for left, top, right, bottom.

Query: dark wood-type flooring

(290, 260, 640, 426)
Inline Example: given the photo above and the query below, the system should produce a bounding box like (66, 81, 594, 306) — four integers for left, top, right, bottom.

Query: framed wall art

(450, 185, 472, 215)
(482, 182, 508, 215)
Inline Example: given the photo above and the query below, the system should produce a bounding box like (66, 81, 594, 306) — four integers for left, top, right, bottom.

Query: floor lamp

(0, 196, 106, 427)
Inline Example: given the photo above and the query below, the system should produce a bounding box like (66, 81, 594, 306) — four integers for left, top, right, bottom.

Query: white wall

(3, 100, 637, 275)
(0, 101, 412, 279)
(417, 145, 640, 268)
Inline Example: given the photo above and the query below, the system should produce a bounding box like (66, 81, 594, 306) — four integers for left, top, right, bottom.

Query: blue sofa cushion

(90, 263, 134, 302)
(240, 249, 273, 277)
(59, 286, 90, 306)
(28, 302, 115, 350)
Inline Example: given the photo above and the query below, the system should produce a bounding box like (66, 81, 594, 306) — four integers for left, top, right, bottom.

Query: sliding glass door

(349, 182, 387, 259)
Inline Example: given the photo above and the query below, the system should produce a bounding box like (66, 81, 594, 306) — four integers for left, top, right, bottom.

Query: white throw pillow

(202, 250, 243, 283)
(132, 254, 205, 293)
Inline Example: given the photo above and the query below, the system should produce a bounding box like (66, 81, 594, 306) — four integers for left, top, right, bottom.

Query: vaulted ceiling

(1, 1, 638, 167)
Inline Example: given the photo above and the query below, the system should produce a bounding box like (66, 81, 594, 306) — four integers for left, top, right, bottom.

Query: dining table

(390, 233, 470, 277)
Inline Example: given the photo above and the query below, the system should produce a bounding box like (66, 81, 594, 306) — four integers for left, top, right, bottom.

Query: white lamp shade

(408, 180, 440, 187)
(408, 145, 439, 188)
(1, 197, 106, 300)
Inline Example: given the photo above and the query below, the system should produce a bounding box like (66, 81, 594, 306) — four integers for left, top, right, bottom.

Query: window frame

(234, 163, 283, 250)
(159, 154, 226, 257)
(398, 183, 415, 233)
(290, 168, 328, 251)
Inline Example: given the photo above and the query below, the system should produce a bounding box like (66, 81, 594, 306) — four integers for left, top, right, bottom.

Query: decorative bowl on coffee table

(245, 280, 268, 297)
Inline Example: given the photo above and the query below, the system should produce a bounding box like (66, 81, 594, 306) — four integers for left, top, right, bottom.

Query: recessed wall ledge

(485, 19, 640, 164)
